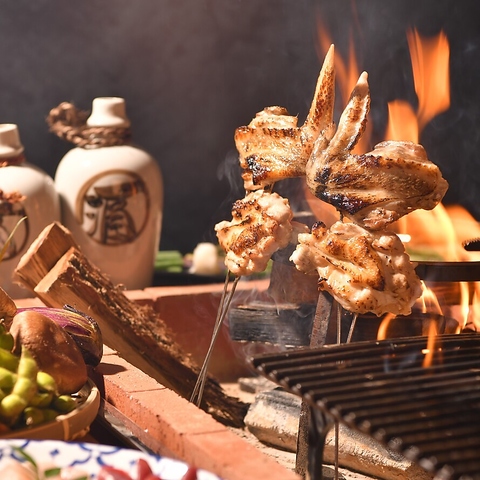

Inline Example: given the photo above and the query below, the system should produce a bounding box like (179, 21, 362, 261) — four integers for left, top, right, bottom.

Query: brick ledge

(90, 345, 300, 480)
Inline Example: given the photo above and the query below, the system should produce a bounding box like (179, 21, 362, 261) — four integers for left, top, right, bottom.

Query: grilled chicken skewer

(215, 190, 297, 276)
(306, 71, 448, 231)
(197, 43, 449, 408)
(193, 47, 338, 406)
(290, 220, 423, 316)
(296, 69, 446, 316)
(235, 45, 335, 191)
(192, 190, 301, 406)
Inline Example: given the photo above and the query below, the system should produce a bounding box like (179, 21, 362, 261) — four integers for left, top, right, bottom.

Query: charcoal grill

(250, 332, 480, 480)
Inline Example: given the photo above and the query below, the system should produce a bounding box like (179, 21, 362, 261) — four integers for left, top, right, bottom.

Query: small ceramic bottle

(53, 97, 163, 290)
(0, 124, 61, 298)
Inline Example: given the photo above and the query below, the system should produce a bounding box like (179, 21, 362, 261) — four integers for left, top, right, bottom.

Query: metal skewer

(190, 273, 240, 407)
(346, 312, 358, 344)
(334, 301, 342, 480)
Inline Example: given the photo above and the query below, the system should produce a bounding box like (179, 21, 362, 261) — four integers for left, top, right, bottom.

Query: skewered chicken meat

(235, 45, 335, 191)
(306, 72, 448, 230)
(290, 221, 422, 316)
(215, 190, 296, 276)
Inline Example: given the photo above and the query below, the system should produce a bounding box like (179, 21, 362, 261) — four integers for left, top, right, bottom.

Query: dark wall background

(1, 0, 479, 254)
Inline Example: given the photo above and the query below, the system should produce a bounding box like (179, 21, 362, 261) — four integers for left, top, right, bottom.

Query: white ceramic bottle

(0, 123, 61, 298)
(54, 97, 163, 290)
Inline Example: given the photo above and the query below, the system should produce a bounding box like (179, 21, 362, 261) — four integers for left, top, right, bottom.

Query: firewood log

(14, 222, 247, 427)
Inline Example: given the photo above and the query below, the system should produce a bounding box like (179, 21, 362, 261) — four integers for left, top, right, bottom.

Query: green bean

(0, 367, 16, 390)
(12, 377, 36, 400)
(0, 348, 19, 372)
(52, 394, 76, 413)
(0, 348, 39, 424)
(23, 406, 45, 426)
(42, 408, 59, 422)
(29, 391, 53, 408)
(16, 348, 38, 381)
(0, 332, 14, 352)
(0, 346, 79, 427)
(36, 371, 57, 394)
(0, 393, 28, 420)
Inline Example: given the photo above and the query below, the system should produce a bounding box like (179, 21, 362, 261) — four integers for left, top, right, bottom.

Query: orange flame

(379, 29, 477, 336)
(385, 100, 418, 143)
(313, 22, 478, 335)
(400, 204, 465, 262)
(407, 28, 450, 131)
(422, 320, 438, 368)
(459, 282, 471, 331)
(417, 281, 443, 315)
(376, 313, 396, 341)
(390, 30, 455, 263)
(385, 29, 450, 142)
(469, 287, 480, 331)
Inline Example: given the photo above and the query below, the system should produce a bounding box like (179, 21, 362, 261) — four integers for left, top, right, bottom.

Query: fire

(469, 287, 480, 331)
(422, 320, 438, 368)
(385, 101, 418, 143)
(385, 29, 458, 262)
(407, 28, 450, 131)
(418, 282, 443, 314)
(311, 22, 480, 337)
(385, 29, 450, 142)
(387, 29, 480, 330)
(400, 204, 467, 262)
(376, 313, 395, 341)
(376, 283, 444, 342)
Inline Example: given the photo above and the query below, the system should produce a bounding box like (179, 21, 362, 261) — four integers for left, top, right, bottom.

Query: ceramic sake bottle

(54, 97, 163, 290)
(0, 123, 61, 298)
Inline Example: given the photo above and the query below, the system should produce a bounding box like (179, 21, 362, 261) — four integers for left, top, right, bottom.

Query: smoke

(216, 148, 244, 201)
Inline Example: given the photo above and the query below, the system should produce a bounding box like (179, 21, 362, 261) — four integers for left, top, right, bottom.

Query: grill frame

(250, 333, 480, 480)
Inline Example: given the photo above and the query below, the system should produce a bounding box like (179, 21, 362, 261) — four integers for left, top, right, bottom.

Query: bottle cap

(0, 124, 24, 158)
(86, 97, 131, 128)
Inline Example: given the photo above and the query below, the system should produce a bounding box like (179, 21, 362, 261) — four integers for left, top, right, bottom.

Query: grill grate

(250, 333, 480, 480)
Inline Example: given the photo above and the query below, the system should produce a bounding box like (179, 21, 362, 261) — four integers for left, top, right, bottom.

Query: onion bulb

(15, 305, 103, 367)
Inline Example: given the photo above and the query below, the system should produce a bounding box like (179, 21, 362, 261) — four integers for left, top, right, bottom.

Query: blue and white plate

(0, 439, 222, 479)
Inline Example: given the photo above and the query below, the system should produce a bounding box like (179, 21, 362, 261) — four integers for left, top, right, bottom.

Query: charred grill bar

(250, 333, 480, 480)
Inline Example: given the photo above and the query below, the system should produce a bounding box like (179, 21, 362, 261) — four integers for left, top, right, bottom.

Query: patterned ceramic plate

(0, 439, 222, 479)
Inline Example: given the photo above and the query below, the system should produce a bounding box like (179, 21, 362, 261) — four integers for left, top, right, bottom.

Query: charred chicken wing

(306, 72, 448, 230)
(235, 45, 335, 190)
(290, 221, 423, 316)
(215, 190, 295, 276)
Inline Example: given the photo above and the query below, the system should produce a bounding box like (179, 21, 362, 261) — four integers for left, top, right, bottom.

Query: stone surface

(245, 388, 301, 452)
(240, 386, 433, 480)
(323, 425, 433, 480)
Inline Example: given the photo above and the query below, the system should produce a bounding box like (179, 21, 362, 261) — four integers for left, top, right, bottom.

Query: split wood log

(14, 222, 248, 428)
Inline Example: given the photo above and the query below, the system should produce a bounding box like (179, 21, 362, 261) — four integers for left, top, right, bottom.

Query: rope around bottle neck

(46, 102, 132, 149)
